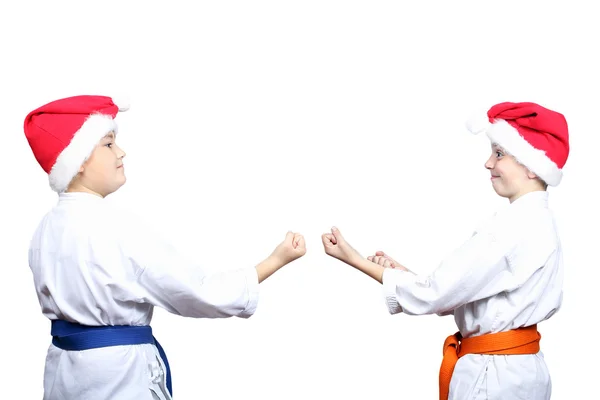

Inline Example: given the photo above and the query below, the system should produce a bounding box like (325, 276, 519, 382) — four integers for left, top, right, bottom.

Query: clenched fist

(321, 226, 362, 265)
(270, 231, 306, 265)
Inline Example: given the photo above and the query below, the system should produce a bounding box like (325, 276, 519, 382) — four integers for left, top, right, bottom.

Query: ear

(526, 169, 538, 179)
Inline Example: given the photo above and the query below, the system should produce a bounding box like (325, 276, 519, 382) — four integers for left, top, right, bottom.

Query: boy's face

(484, 144, 540, 202)
(76, 132, 126, 196)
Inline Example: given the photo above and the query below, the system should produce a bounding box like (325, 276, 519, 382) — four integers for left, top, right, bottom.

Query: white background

(1, 1, 598, 398)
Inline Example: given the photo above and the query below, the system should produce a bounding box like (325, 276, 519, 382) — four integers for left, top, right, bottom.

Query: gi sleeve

(382, 227, 520, 316)
(116, 213, 259, 319)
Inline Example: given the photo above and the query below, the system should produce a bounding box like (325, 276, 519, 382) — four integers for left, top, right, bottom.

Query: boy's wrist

(256, 254, 287, 283)
(266, 254, 286, 269)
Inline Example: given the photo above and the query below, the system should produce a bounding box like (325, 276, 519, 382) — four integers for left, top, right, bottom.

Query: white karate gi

(28, 192, 259, 399)
(382, 190, 562, 399)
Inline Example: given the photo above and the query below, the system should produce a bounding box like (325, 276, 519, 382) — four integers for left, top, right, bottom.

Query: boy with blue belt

(24, 95, 306, 399)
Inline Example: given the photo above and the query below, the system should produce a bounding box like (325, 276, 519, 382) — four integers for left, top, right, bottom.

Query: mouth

(490, 175, 500, 180)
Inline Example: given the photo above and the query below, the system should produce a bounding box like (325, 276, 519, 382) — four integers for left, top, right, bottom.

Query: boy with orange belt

(321, 101, 568, 399)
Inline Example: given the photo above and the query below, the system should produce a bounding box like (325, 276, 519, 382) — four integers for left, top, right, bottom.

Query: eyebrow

(103, 132, 115, 140)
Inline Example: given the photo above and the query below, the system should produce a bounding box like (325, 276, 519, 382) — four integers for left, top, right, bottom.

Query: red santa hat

(23, 95, 129, 193)
(466, 101, 569, 186)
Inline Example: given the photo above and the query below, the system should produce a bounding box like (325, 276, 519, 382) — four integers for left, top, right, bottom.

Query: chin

(491, 186, 509, 199)
(494, 189, 515, 200)
(107, 178, 126, 195)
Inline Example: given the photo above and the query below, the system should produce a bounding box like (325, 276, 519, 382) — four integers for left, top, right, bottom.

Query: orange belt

(439, 324, 541, 400)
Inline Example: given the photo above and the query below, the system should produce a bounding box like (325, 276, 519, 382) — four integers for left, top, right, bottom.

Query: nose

(484, 154, 494, 170)
(116, 144, 126, 159)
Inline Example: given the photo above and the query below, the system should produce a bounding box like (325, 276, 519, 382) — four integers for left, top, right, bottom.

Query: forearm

(255, 255, 285, 283)
(135, 264, 260, 318)
(348, 256, 385, 284)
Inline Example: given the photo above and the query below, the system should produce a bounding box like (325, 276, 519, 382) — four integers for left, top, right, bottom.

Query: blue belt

(51, 320, 172, 397)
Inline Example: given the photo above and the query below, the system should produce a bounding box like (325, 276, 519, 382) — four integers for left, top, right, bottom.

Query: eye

(105, 142, 113, 148)
(496, 151, 503, 158)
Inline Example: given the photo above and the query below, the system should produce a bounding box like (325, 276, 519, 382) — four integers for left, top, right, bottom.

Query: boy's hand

(270, 231, 306, 265)
(321, 226, 362, 265)
(368, 251, 410, 272)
